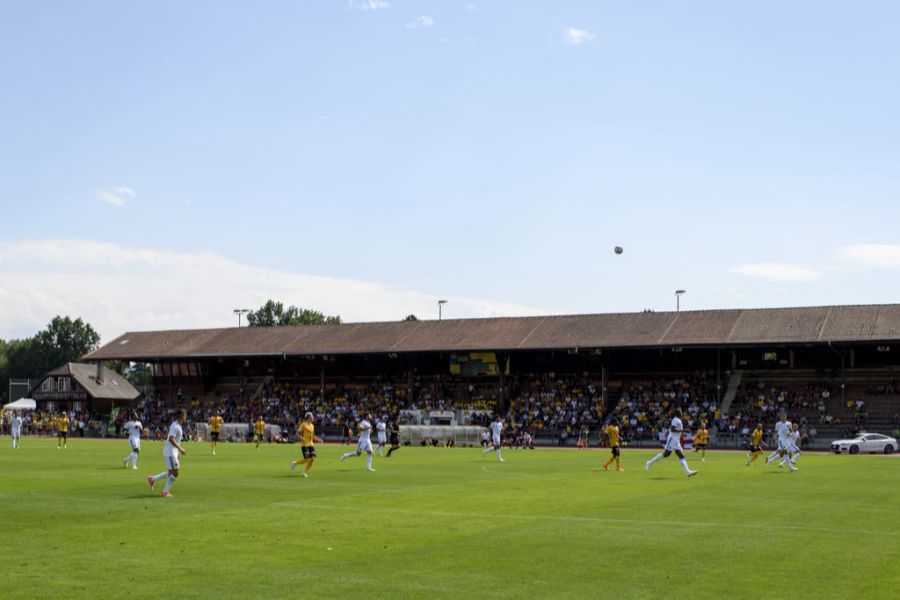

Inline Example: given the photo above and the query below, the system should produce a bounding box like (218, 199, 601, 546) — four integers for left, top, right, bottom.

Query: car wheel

(849, 445, 859, 455)
(885, 445, 895, 455)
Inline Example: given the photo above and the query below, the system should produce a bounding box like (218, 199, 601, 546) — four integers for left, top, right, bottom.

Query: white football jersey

(126, 420, 143, 445)
(11, 416, 22, 435)
(358, 420, 372, 443)
(775, 420, 792, 442)
(163, 421, 183, 457)
(490, 421, 503, 438)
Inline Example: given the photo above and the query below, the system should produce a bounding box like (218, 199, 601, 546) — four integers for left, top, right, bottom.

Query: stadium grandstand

(83, 304, 900, 450)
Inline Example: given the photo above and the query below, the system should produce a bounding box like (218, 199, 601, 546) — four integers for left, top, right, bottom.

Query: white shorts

(12, 431, 20, 439)
(357, 439, 373, 454)
(492, 435, 501, 446)
(665, 435, 683, 452)
(164, 454, 180, 470)
(786, 443, 800, 454)
(130, 440, 141, 451)
(777, 439, 788, 451)
(377, 434, 387, 444)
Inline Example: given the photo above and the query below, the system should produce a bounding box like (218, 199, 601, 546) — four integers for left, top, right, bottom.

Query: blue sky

(1, 1, 899, 341)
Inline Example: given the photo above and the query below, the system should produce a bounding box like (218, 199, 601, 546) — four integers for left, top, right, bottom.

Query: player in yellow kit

(57, 410, 69, 449)
(602, 418, 624, 472)
(693, 422, 709, 462)
(254, 416, 266, 449)
(746, 423, 765, 465)
(208, 410, 224, 455)
(291, 412, 323, 478)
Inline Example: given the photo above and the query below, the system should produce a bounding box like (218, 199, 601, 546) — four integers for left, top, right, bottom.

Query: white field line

(278, 502, 896, 537)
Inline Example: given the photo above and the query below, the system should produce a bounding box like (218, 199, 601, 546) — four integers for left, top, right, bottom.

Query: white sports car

(831, 433, 897, 455)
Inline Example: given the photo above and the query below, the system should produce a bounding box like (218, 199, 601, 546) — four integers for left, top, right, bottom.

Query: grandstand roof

(83, 304, 900, 362)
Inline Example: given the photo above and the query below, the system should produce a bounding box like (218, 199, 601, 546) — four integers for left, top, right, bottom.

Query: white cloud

(564, 27, 596, 45)
(405, 15, 435, 29)
(348, 0, 391, 9)
(97, 186, 135, 207)
(464, 3, 478, 11)
(0, 240, 548, 342)
(838, 244, 900, 269)
(731, 263, 823, 282)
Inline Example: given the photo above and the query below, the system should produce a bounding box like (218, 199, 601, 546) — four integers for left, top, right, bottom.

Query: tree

(0, 316, 101, 402)
(246, 299, 341, 327)
(404, 314, 419, 321)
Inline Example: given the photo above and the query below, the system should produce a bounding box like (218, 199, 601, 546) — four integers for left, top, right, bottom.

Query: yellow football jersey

(752, 428, 763, 446)
(58, 415, 69, 433)
(300, 422, 315, 446)
(255, 419, 265, 435)
(696, 428, 709, 444)
(209, 415, 223, 432)
(604, 425, 620, 447)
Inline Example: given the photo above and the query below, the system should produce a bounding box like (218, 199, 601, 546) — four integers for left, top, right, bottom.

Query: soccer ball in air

(614, 246, 623, 255)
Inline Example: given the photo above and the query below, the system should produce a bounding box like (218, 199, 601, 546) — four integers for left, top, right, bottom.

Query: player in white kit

(783, 423, 801, 472)
(766, 413, 792, 467)
(10, 411, 23, 449)
(375, 417, 388, 456)
(645, 408, 698, 477)
(339, 414, 376, 471)
(147, 409, 188, 497)
(481, 415, 505, 462)
(122, 414, 144, 469)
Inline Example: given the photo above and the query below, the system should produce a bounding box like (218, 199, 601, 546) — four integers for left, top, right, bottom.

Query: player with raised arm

(481, 415, 504, 462)
(339, 413, 376, 471)
(208, 410, 224, 455)
(10, 411, 23, 449)
(254, 416, 266, 449)
(386, 419, 401, 457)
(291, 412, 324, 477)
(746, 423, 765, 465)
(147, 409, 187, 497)
(375, 416, 388, 456)
(122, 414, 144, 469)
(602, 418, 624, 472)
(645, 408, 698, 477)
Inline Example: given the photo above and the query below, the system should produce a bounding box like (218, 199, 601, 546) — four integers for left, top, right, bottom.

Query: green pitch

(1, 438, 898, 599)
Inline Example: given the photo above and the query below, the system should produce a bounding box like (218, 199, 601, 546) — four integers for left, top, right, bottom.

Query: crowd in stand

(11, 371, 898, 447)
(608, 373, 720, 443)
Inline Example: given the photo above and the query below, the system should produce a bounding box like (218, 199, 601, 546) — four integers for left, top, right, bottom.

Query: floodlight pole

(438, 299, 447, 320)
(675, 290, 686, 312)
(233, 308, 250, 327)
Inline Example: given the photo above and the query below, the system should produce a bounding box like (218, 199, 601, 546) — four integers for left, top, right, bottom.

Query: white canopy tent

(3, 398, 36, 411)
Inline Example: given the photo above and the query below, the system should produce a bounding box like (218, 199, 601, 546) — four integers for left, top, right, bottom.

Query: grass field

(1, 437, 898, 599)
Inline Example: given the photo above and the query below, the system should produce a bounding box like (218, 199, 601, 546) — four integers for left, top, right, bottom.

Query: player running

(122, 414, 144, 469)
(693, 422, 709, 462)
(375, 416, 388, 456)
(746, 423, 765, 465)
(208, 410, 224, 455)
(147, 409, 188, 497)
(291, 412, 324, 478)
(602, 419, 624, 472)
(57, 410, 69, 449)
(766, 413, 793, 468)
(339, 414, 376, 471)
(784, 423, 803, 471)
(481, 415, 504, 462)
(386, 420, 401, 457)
(10, 411, 22, 449)
(645, 408, 698, 477)
(254, 416, 266, 449)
